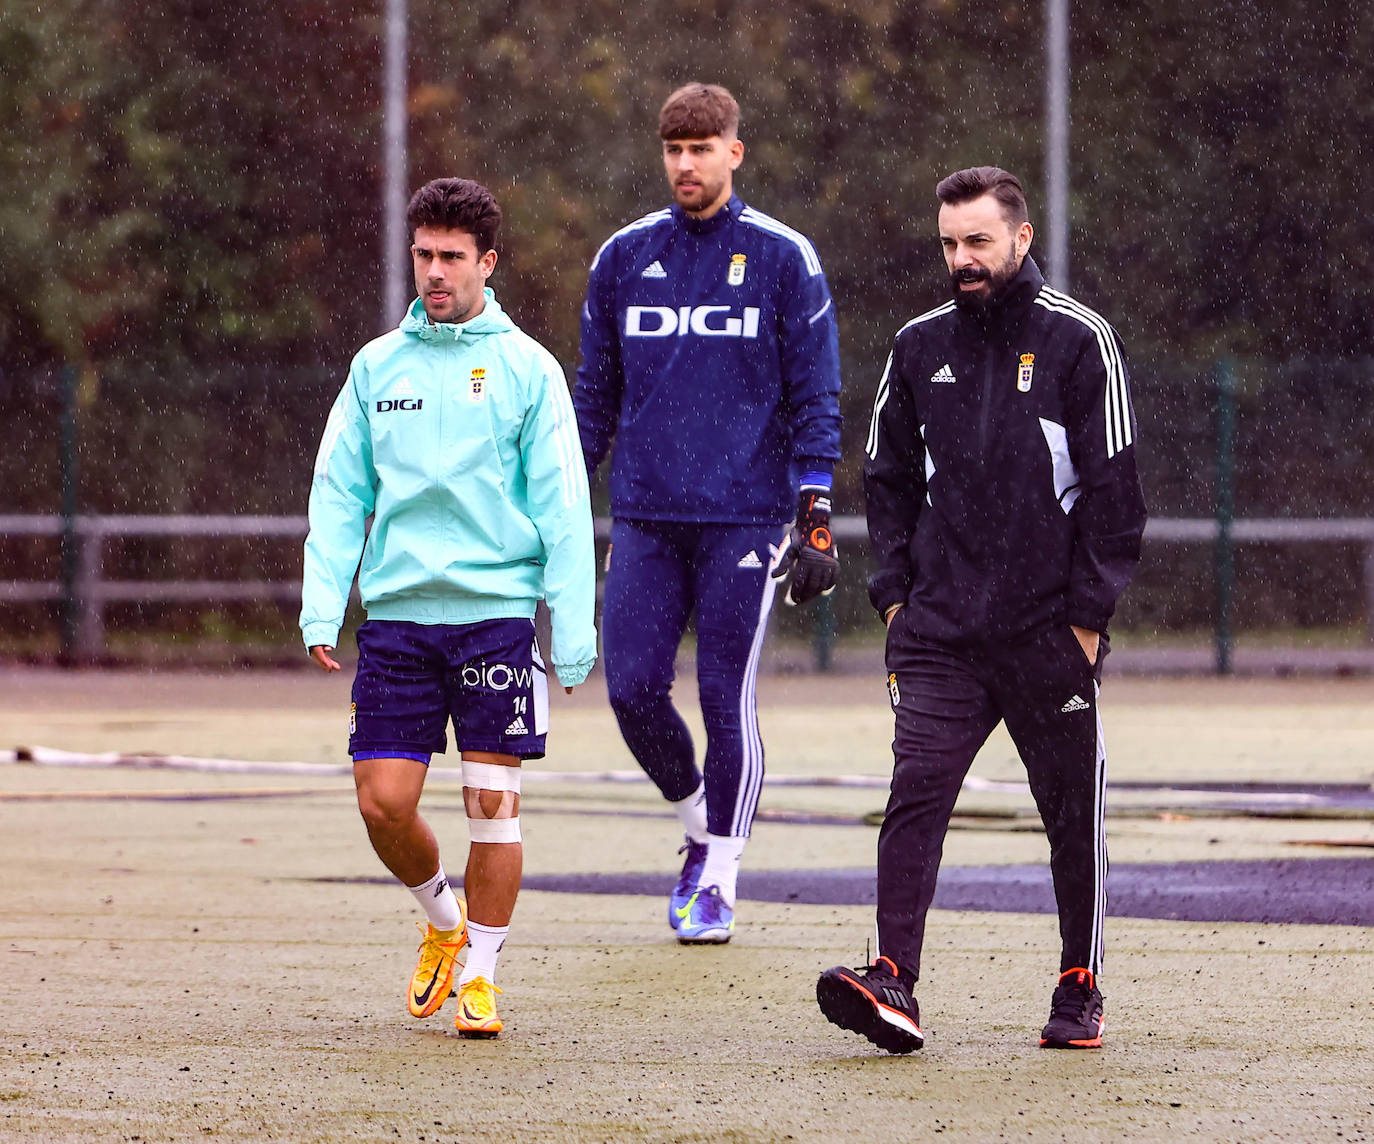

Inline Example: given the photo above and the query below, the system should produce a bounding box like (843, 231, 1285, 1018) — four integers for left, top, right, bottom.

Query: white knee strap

(468, 816, 521, 843)
(461, 761, 522, 793)
(463, 760, 522, 843)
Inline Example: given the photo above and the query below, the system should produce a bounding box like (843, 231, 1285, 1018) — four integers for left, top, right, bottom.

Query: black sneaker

(816, 955, 923, 1054)
(1040, 967, 1105, 1048)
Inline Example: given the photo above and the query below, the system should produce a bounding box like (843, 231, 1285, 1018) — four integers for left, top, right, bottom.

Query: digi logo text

(625, 305, 761, 338)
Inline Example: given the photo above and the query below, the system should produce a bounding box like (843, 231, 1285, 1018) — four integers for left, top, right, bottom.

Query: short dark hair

(935, 166, 1029, 227)
(405, 178, 502, 253)
(658, 83, 740, 140)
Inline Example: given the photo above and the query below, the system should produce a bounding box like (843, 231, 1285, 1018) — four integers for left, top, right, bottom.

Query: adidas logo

(737, 550, 763, 569)
(930, 364, 956, 384)
(504, 716, 529, 736)
(641, 260, 667, 279)
(394, 377, 416, 396)
(1060, 694, 1090, 713)
(880, 986, 909, 1010)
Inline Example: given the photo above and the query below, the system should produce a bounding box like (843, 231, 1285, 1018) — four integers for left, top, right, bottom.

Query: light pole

(382, 0, 408, 329)
(1044, 0, 1069, 290)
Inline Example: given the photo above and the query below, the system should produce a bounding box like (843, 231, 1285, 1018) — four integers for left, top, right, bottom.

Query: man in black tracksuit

(817, 166, 1146, 1054)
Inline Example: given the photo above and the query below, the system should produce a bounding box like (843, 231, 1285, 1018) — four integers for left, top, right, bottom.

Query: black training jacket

(864, 256, 1147, 644)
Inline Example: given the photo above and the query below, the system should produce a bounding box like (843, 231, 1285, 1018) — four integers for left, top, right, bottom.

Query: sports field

(2, 667, 1372, 1142)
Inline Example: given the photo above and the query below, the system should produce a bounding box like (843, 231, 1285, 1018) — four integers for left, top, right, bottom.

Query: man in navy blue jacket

(576, 83, 843, 944)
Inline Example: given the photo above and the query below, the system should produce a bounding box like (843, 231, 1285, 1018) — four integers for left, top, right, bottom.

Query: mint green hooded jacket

(300, 291, 597, 686)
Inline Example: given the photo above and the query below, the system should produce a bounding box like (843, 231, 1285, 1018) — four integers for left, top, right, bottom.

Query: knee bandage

(462, 760, 522, 844)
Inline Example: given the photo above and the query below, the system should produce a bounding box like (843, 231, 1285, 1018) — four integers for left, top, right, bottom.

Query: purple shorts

(349, 618, 548, 762)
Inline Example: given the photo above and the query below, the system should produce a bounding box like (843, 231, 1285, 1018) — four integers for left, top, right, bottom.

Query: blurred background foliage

(2, 0, 1372, 655)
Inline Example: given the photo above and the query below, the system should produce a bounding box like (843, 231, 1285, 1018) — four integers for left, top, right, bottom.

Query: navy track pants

(601, 518, 784, 838)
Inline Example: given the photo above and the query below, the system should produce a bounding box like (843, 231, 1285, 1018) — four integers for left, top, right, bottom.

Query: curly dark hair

(405, 178, 502, 253)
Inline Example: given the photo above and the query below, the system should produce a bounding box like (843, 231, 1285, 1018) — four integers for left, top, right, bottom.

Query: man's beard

(950, 251, 1020, 315)
(674, 175, 726, 212)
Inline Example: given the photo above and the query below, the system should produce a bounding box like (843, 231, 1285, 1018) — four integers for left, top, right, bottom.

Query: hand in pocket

(1069, 625, 1099, 664)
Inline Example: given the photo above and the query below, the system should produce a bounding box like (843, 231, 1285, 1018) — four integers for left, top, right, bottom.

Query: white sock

(406, 864, 463, 932)
(700, 833, 747, 906)
(459, 921, 509, 985)
(671, 781, 709, 844)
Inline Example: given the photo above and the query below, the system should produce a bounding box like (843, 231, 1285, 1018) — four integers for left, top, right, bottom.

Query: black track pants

(876, 616, 1108, 980)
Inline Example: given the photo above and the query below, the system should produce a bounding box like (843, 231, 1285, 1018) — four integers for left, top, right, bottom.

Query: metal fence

(3, 514, 1372, 670)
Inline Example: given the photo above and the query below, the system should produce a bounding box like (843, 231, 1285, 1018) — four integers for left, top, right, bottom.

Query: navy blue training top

(574, 194, 843, 525)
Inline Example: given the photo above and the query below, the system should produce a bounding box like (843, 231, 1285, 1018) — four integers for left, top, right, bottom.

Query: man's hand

(309, 645, 342, 673)
(1070, 625, 1100, 665)
(772, 487, 839, 605)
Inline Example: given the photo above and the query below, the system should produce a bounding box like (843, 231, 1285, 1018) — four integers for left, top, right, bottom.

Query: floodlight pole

(58, 365, 79, 665)
(1044, 0, 1070, 290)
(382, 0, 408, 330)
(1214, 358, 1237, 675)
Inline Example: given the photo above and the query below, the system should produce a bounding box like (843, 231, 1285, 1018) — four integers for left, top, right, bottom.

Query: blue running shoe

(668, 837, 709, 931)
(675, 884, 734, 944)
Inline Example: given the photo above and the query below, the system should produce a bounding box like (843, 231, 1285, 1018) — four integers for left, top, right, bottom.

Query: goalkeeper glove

(772, 487, 839, 605)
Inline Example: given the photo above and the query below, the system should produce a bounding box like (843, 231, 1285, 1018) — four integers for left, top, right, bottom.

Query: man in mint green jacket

(300, 178, 596, 1038)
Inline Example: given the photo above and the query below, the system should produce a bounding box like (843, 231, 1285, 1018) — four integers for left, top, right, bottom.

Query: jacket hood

(399, 289, 515, 342)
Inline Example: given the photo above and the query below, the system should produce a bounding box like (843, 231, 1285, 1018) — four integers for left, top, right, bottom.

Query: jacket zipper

(977, 341, 995, 464)
(974, 339, 999, 627)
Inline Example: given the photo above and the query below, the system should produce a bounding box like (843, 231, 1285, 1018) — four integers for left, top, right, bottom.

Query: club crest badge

(1017, 353, 1035, 393)
(727, 253, 747, 286)
(469, 367, 486, 402)
(887, 672, 900, 707)
(349, 702, 357, 734)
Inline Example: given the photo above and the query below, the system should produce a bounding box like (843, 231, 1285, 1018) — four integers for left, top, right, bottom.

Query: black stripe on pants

(876, 616, 1107, 980)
